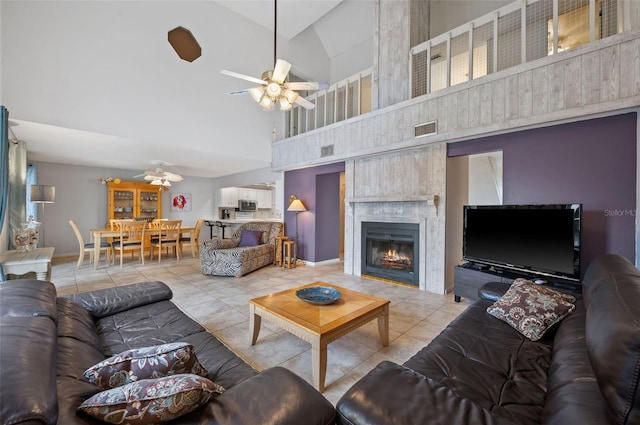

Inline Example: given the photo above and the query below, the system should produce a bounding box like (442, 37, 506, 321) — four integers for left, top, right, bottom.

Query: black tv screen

(463, 204, 582, 281)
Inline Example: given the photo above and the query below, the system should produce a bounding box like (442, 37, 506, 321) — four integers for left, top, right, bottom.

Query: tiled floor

(49, 253, 468, 405)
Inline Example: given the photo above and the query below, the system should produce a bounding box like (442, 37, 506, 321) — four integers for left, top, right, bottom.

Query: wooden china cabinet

(107, 181, 162, 221)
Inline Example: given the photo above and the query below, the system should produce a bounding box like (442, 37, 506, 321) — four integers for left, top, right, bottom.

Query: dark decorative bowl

(295, 286, 342, 305)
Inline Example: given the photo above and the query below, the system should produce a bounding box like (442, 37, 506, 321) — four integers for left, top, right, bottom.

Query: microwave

(238, 199, 257, 211)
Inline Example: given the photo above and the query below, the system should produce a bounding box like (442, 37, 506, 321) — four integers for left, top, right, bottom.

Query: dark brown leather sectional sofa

(336, 253, 640, 425)
(0, 280, 335, 425)
(3, 253, 639, 425)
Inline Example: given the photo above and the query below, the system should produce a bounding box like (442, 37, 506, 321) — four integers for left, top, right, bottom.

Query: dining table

(90, 225, 196, 269)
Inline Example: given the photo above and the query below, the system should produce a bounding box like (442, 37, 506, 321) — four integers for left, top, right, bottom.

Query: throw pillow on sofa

(78, 374, 224, 424)
(486, 278, 576, 341)
(84, 342, 208, 390)
(238, 230, 264, 247)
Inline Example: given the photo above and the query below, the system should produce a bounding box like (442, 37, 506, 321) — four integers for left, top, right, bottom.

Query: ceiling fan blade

(144, 175, 155, 181)
(294, 96, 316, 110)
(164, 172, 183, 182)
(227, 89, 252, 95)
(271, 59, 291, 84)
(221, 69, 267, 86)
(144, 170, 164, 178)
(285, 81, 329, 91)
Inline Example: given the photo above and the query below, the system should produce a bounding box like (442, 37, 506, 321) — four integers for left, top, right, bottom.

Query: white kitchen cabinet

(237, 188, 257, 200)
(220, 187, 238, 208)
(256, 189, 274, 209)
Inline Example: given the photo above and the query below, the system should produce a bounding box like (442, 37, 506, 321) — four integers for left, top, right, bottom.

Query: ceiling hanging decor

(168, 26, 202, 62)
(220, 0, 328, 111)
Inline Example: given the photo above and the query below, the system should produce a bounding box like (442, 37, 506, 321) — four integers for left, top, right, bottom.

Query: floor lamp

(30, 185, 56, 247)
(287, 195, 307, 243)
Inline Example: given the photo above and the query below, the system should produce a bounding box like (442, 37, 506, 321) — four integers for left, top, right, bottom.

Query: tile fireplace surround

(343, 145, 447, 294)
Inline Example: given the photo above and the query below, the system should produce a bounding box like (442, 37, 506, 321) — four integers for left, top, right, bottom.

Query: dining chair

(179, 218, 203, 258)
(112, 220, 147, 267)
(109, 219, 133, 230)
(69, 220, 111, 269)
(149, 219, 182, 262)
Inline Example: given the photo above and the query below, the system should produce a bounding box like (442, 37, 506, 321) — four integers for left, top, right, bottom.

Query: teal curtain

(0, 106, 8, 243)
(0, 106, 8, 280)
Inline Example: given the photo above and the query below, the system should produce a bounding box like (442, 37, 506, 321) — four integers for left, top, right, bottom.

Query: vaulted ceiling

(1, 0, 374, 179)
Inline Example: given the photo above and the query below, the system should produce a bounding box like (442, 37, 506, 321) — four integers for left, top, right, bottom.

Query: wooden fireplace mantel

(345, 195, 437, 204)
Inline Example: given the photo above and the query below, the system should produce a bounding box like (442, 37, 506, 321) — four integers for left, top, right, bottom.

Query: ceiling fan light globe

(283, 89, 299, 104)
(279, 98, 292, 111)
(249, 87, 265, 103)
(259, 96, 274, 110)
(266, 82, 282, 98)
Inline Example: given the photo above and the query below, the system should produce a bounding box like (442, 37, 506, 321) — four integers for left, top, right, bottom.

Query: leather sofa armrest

(1, 317, 58, 425)
(187, 366, 336, 425)
(63, 281, 173, 318)
(203, 238, 239, 250)
(478, 281, 511, 302)
(337, 361, 513, 425)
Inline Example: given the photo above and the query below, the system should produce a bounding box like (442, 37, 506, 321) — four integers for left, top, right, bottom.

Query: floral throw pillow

(78, 374, 224, 424)
(84, 342, 208, 390)
(486, 278, 576, 341)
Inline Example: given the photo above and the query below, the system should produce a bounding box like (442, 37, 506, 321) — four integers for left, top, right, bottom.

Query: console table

(453, 265, 513, 302)
(0, 247, 55, 281)
(454, 263, 582, 302)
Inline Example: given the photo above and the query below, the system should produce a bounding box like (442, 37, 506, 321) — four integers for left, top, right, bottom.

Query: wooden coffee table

(249, 282, 390, 392)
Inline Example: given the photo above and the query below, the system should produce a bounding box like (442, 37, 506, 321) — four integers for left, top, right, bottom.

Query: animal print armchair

(200, 221, 284, 277)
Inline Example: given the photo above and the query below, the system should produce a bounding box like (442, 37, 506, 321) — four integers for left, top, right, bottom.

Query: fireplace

(361, 222, 419, 286)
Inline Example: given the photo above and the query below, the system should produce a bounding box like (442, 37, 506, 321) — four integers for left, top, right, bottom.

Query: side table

(274, 236, 289, 266)
(283, 240, 297, 269)
(0, 247, 55, 281)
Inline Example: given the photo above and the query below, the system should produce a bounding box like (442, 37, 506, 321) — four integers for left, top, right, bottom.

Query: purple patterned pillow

(84, 342, 208, 390)
(486, 278, 576, 341)
(238, 230, 264, 247)
(78, 374, 224, 424)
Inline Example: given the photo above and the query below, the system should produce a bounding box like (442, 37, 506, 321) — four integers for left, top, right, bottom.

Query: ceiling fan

(220, 0, 328, 111)
(134, 163, 183, 187)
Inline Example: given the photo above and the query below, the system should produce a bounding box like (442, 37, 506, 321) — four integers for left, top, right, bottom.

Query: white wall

(34, 161, 215, 257)
(1, 0, 330, 177)
(468, 152, 503, 205)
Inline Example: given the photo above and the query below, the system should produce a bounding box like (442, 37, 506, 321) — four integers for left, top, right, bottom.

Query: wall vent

(414, 121, 437, 138)
(321, 145, 334, 157)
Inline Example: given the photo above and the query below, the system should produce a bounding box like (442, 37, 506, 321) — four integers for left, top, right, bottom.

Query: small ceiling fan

(221, 0, 328, 111)
(134, 162, 183, 187)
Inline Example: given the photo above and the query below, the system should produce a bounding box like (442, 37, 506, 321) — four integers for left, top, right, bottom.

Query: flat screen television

(463, 204, 582, 281)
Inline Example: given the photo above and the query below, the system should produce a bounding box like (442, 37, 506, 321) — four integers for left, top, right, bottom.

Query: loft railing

(410, 0, 623, 97)
(287, 0, 629, 138)
(285, 68, 373, 138)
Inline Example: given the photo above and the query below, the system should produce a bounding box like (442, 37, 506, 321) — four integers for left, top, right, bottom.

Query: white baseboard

(301, 258, 342, 267)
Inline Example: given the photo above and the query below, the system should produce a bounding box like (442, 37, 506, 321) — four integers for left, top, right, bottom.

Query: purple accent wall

(316, 173, 341, 261)
(448, 113, 637, 274)
(284, 162, 345, 262)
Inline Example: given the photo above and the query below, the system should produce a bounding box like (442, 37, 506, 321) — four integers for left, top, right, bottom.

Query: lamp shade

(287, 199, 307, 212)
(30, 185, 56, 203)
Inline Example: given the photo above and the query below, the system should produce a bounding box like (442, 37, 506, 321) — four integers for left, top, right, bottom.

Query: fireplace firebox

(361, 222, 419, 286)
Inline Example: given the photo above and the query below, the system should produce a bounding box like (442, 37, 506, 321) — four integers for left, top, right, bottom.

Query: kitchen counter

(204, 219, 283, 239)
(216, 219, 283, 224)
